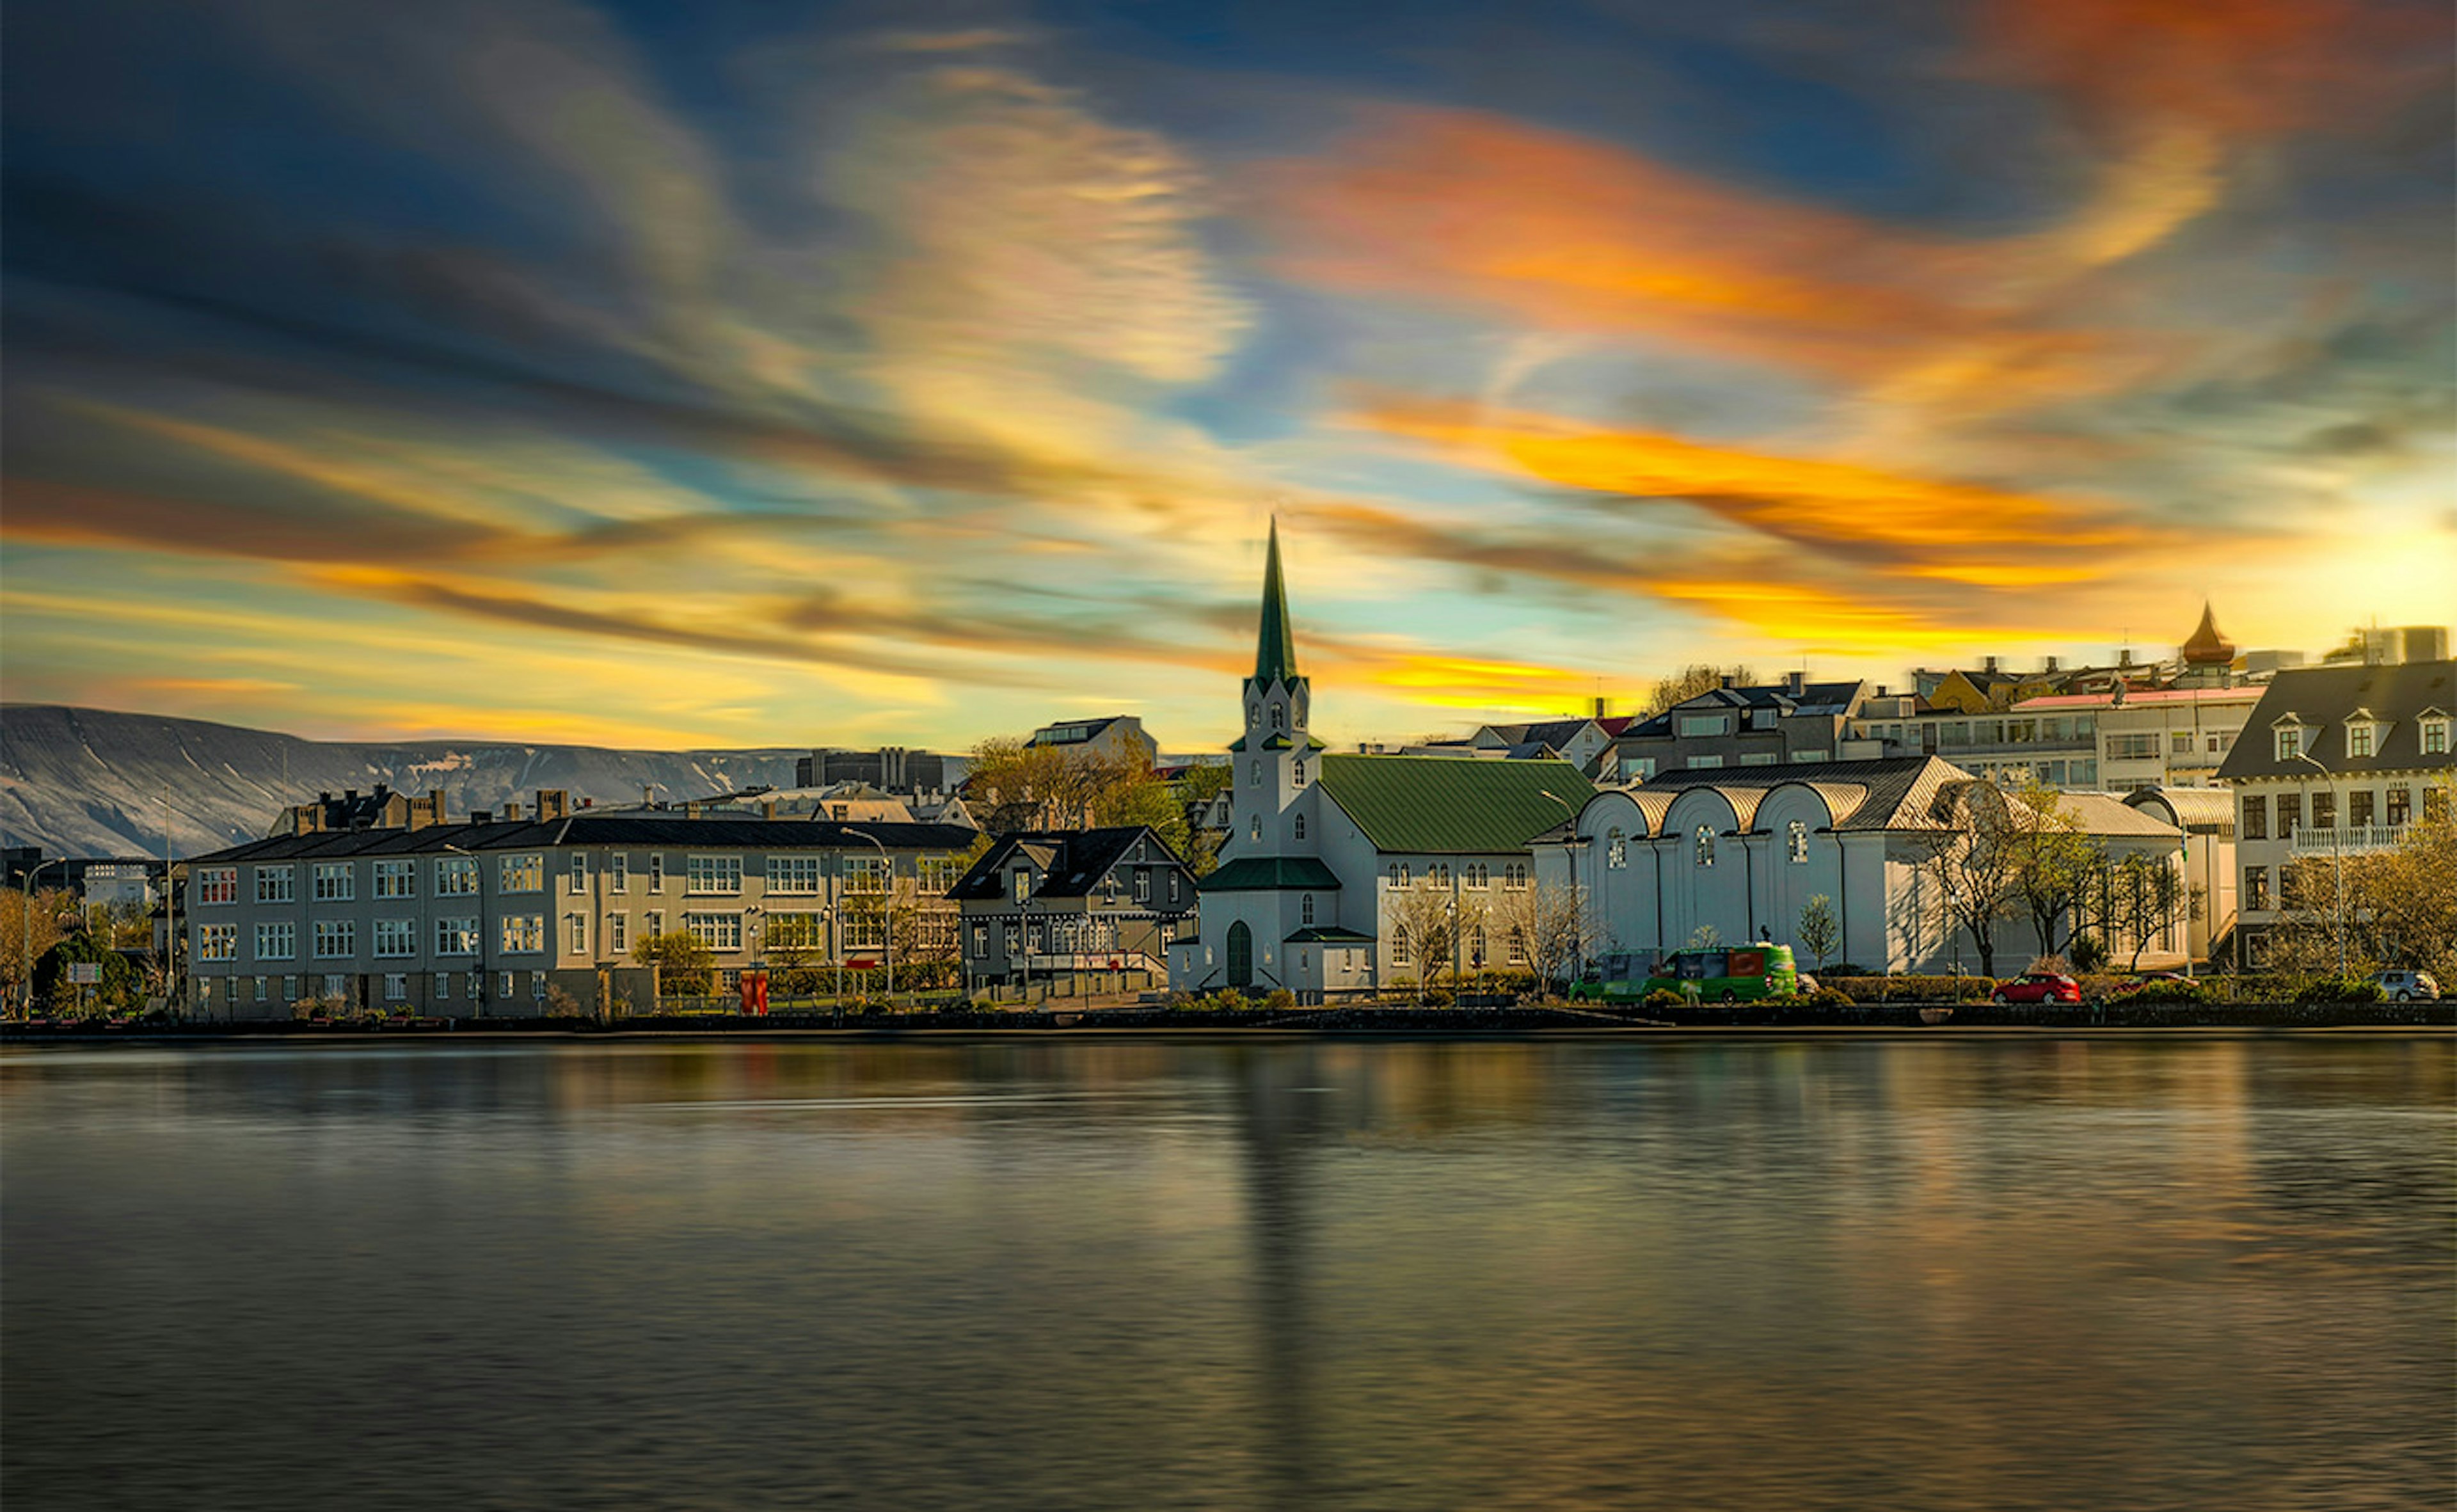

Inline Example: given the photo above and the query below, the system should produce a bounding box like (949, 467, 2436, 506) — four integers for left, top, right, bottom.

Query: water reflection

(3, 1039, 2449, 1511)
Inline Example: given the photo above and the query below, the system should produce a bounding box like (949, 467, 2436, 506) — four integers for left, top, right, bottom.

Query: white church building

(1169, 525, 1595, 998)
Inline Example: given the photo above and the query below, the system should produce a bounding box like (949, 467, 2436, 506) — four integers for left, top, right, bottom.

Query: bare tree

(1494, 879, 1600, 998)
(2003, 779, 2104, 961)
(1641, 664, 1759, 719)
(1909, 780, 2024, 976)
(1384, 879, 1463, 1001)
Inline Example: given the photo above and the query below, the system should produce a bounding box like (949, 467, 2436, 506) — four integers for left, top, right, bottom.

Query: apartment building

(2216, 660, 2455, 967)
(183, 808, 978, 1018)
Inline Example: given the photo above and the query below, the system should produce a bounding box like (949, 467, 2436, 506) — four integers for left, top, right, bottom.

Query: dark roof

(1516, 718, 1599, 747)
(1619, 680, 1865, 736)
(1316, 754, 1595, 854)
(1202, 855, 1342, 892)
(1287, 926, 1374, 943)
(1632, 756, 1969, 831)
(946, 827, 1192, 902)
(1252, 518, 1299, 687)
(190, 815, 980, 866)
(2214, 661, 2457, 781)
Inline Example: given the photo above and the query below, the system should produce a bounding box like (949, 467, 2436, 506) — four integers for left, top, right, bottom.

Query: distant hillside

(1, 705, 805, 858)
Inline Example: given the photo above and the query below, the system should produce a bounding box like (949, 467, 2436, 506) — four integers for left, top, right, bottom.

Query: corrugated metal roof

(1316, 754, 1595, 855)
(1635, 756, 1970, 831)
(2060, 793, 2186, 839)
(2126, 787, 2236, 833)
(1202, 856, 1342, 892)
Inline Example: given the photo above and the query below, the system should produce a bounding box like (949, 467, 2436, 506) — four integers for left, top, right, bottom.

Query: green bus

(1570, 944, 1799, 1004)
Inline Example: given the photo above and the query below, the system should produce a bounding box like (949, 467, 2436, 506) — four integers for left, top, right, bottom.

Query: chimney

(1783, 670, 1807, 696)
(1593, 696, 1607, 718)
(1875, 685, 1889, 697)
(761, 799, 778, 820)
(1719, 674, 1737, 690)
(2044, 655, 2060, 674)
(536, 789, 568, 822)
(2120, 648, 2136, 667)
(1983, 656, 2000, 674)
(472, 809, 493, 825)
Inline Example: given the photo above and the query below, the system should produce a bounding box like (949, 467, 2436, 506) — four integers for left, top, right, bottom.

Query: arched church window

(1787, 820, 1809, 863)
(1301, 893, 1315, 926)
(1271, 703, 1284, 731)
(1608, 828, 1626, 869)
(1294, 813, 1307, 841)
(1292, 760, 1307, 787)
(1250, 814, 1262, 842)
(1696, 826, 1715, 867)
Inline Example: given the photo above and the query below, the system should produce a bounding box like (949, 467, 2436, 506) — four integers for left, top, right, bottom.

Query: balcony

(2289, 824, 2408, 856)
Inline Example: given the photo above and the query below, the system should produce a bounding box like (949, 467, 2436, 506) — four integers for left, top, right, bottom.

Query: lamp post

(20, 857, 61, 1017)
(441, 842, 488, 1016)
(2286, 749, 2346, 976)
(847, 826, 894, 999)
(1536, 788, 1588, 990)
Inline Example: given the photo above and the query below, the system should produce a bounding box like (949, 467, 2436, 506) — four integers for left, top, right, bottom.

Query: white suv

(2371, 969, 2441, 1002)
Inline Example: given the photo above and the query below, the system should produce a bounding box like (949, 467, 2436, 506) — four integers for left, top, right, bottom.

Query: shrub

(1641, 988, 1685, 1012)
(2068, 934, 2110, 973)
(2302, 975, 2385, 1004)
(2108, 979, 2216, 1005)
(1262, 989, 1297, 1011)
(1821, 975, 1996, 1003)
(1804, 987, 1857, 1008)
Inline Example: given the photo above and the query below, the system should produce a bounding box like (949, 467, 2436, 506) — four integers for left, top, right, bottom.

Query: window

(1003, 924, 1020, 955)
(1466, 863, 1488, 889)
(1607, 829, 1626, 868)
(687, 855, 742, 895)
(1392, 926, 1411, 967)
(2312, 791, 2335, 830)
(1293, 813, 1307, 841)
(1250, 815, 1262, 842)
(568, 914, 587, 954)
(2243, 795, 2267, 840)
(1293, 760, 1307, 787)
(2428, 787, 2450, 824)
(844, 856, 887, 895)
(2277, 792, 2300, 837)
(1504, 863, 1528, 889)
(434, 972, 450, 1001)
(645, 911, 663, 938)
(374, 919, 416, 958)
(919, 857, 964, 895)
(500, 915, 545, 954)
(1619, 756, 1657, 782)
(500, 854, 543, 893)
(2071, 760, 2097, 787)
(2387, 786, 2412, 827)
(255, 866, 295, 904)
(384, 975, 408, 1003)
(610, 853, 628, 893)
(1679, 714, 1730, 737)
(1695, 826, 1715, 867)
(649, 854, 665, 892)
(770, 855, 823, 895)
(1469, 927, 1487, 968)
(2208, 733, 2227, 753)
(255, 977, 269, 1003)
(2170, 731, 2195, 756)
(436, 918, 479, 956)
(608, 913, 629, 953)
(500, 971, 516, 1001)
(765, 912, 823, 949)
(322, 975, 349, 1001)
(2350, 790, 2375, 829)
(1388, 863, 1410, 887)
(374, 860, 415, 898)
(1301, 894, 1316, 927)
(1432, 864, 1451, 886)
(1251, 761, 1261, 784)
(1507, 927, 1527, 966)
(1686, 755, 1725, 770)
(2110, 733, 2161, 760)
(1134, 870, 1151, 903)
(2245, 866, 2270, 911)
(282, 975, 298, 1003)
(197, 868, 237, 906)
(1012, 870, 1031, 903)
(569, 854, 587, 889)
(971, 923, 989, 957)
(313, 919, 355, 959)
(1168, 873, 1180, 904)
(2422, 718, 2451, 756)
(436, 856, 478, 896)
(1787, 820, 1809, 864)
(1271, 703, 1284, 730)
(2347, 722, 2376, 759)
(685, 913, 741, 951)
(2274, 725, 2303, 762)
(198, 923, 237, 961)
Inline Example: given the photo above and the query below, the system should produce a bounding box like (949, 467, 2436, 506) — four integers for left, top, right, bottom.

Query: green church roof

(1316, 754, 1595, 855)
(1201, 855, 1342, 892)
(1252, 518, 1298, 687)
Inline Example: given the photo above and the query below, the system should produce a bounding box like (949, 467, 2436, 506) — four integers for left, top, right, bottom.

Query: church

(1170, 525, 1596, 999)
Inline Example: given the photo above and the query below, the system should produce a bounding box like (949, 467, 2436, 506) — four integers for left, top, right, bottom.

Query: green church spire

(1253, 518, 1298, 686)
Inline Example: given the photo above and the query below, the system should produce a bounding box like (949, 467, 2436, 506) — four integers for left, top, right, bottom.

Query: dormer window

(2274, 722, 2304, 763)
(2347, 721, 2377, 760)
(2424, 713, 2451, 756)
(1012, 870, 1030, 903)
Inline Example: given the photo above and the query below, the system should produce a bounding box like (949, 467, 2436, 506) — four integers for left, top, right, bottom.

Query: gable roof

(1315, 754, 1595, 854)
(945, 827, 1189, 902)
(1632, 756, 1972, 831)
(191, 815, 980, 866)
(2058, 792, 2185, 839)
(1618, 680, 1865, 736)
(2214, 660, 2457, 781)
(1203, 855, 1342, 892)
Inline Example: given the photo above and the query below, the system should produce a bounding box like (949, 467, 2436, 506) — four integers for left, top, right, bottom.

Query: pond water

(4, 1036, 2450, 1510)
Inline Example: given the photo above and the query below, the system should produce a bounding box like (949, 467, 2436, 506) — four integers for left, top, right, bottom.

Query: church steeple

(1253, 518, 1298, 687)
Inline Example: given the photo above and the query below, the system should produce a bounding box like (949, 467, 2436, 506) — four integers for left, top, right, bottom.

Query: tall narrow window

(1294, 813, 1307, 841)
(1696, 826, 1715, 867)
(1607, 829, 1626, 869)
(1786, 820, 1808, 863)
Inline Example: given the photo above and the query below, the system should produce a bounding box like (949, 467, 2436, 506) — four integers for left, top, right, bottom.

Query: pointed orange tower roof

(2180, 601, 2236, 665)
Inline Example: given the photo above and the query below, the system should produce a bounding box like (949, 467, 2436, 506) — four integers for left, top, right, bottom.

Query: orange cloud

(1356, 397, 2159, 579)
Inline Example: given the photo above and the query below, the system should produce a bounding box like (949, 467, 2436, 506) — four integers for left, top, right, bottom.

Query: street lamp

(19, 857, 61, 1017)
(1536, 789, 1589, 989)
(2285, 749, 2347, 976)
(441, 842, 489, 1016)
(846, 826, 894, 999)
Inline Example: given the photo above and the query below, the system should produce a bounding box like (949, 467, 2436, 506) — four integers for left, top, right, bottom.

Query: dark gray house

(948, 825, 1197, 998)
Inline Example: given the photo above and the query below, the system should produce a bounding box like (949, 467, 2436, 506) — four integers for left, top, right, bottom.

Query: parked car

(1993, 973, 2083, 1005)
(2370, 969, 2442, 1002)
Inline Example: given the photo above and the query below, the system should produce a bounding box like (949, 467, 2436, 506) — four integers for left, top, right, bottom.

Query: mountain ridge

(1, 704, 808, 858)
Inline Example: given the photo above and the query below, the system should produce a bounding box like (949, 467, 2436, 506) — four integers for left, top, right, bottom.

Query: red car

(1993, 973, 2082, 1005)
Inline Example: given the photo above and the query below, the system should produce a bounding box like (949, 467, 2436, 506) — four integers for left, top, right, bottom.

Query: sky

(3, 0, 2452, 754)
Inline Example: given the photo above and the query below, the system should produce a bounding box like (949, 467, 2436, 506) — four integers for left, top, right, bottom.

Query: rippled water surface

(4, 1037, 2451, 1510)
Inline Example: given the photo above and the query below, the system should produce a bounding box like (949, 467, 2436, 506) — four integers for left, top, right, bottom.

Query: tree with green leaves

(632, 930, 715, 996)
(2003, 779, 2104, 962)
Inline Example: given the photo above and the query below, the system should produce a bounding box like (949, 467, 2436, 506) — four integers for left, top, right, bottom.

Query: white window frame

(769, 855, 824, 895)
(687, 854, 743, 896)
(373, 859, 415, 899)
(373, 918, 417, 958)
(255, 921, 296, 961)
(568, 913, 587, 955)
(255, 866, 295, 904)
(313, 919, 356, 959)
(685, 912, 743, 951)
(198, 923, 237, 961)
(436, 856, 479, 896)
(608, 913, 629, 953)
(569, 853, 587, 889)
(198, 868, 238, 906)
(610, 853, 629, 893)
(500, 854, 545, 894)
(311, 863, 355, 902)
(500, 914, 546, 955)
(1787, 820, 1809, 864)
(436, 918, 479, 957)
